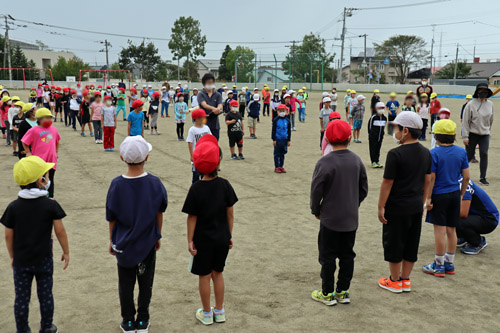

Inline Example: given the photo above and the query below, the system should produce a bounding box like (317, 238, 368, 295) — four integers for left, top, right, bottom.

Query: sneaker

(334, 290, 350, 304)
(196, 308, 214, 326)
(444, 261, 455, 275)
(39, 324, 58, 333)
(105, 148, 110, 152)
(461, 237, 487, 255)
(471, 158, 479, 163)
(120, 320, 135, 332)
(135, 320, 150, 333)
(213, 308, 226, 323)
(275, 168, 282, 173)
(401, 279, 411, 292)
(292, 127, 296, 131)
(357, 140, 362, 143)
(110, 148, 114, 152)
(2, 134, 5, 139)
(376, 162, 384, 168)
(280, 168, 286, 173)
(166, 115, 170, 118)
(457, 237, 467, 247)
(378, 277, 402, 293)
(81, 132, 85, 137)
(311, 290, 337, 306)
(13, 151, 17, 156)
(156, 131, 161, 135)
(238, 154, 245, 160)
(371, 162, 378, 168)
(480, 178, 490, 186)
(95, 140, 99, 144)
(90, 132, 94, 137)
(231, 154, 239, 160)
(422, 261, 445, 277)
(161, 115, 165, 118)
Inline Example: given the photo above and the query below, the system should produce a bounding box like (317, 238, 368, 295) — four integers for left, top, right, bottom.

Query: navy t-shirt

(461, 178, 499, 225)
(386, 100, 400, 116)
(431, 145, 469, 195)
(197, 89, 223, 131)
(106, 173, 168, 267)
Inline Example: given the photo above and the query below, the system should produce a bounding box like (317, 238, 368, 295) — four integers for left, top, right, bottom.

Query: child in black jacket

(368, 102, 388, 168)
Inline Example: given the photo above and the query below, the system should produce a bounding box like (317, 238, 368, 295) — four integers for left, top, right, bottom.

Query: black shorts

(228, 132, 243, 148)
(37, 96, 43, 104)
(190, 242, 230, 276)
(383, 212, 422, 263)
(428, 190, 461, 227)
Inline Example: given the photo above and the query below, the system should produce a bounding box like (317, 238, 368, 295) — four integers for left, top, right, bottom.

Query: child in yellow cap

(1, 155, 69, 333)
(423, 119, 470, 277)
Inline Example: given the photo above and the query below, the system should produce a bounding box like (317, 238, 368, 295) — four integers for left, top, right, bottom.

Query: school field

(0, 90, 499, 332)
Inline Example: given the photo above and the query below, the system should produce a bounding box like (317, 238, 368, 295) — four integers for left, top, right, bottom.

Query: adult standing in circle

(462, 83, 494, 186)
(197, 73, 223, 141)
(162, 79, 170, 91)
(416, 77, 433, 99)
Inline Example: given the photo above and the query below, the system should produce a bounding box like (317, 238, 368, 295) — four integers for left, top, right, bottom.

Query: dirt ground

(1, 89, 499, 333)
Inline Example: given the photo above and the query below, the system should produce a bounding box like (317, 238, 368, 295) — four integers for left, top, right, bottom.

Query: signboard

(384, 57, 390, 65)
(66, 76, 76, 82)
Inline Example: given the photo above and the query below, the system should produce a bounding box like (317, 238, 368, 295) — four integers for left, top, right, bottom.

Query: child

(378, 111, 432, 293)
(431, 108, 451, 149)
(310, 119, 368, 306)
(407, 91, 417, 108)
(116, 87, 127, 121)
(90, 92, 103, 144)
(370, 89, 381, 115)
(187, 108, 212, 183)
(17, 103, 37, 160)
(69, 90, 80, 131)
(106, 136, 168, 332)
(175, 93, 188, 141)
(223, 91, 234, 114)
(429, 92, 441, 129)
(148, 92, 160, 135)
(263, 86, 271, 117)
(368, 102, 387, 168)
(225, 100, 245, 160)
(140, 90, 151, 130)
(288, 91, 302, 131)
(60, 88, 71, 127)
(183, 84, 190, 105)
(330, 88, 338, 112)
(246, 93, 260, 139)
(416, 93, 430, 141)
(385, 92, 400, 135)
(36, 83, 44, 108)
(297, 89, 306, 122)
(11, 102, 26, 156)
(128, 100, 145, 137)
(401, 96, 415, 112)
(319, 97, 332, 146)
(54, 87, 63, 122)
(161, 86, 170, 117)
(102, 95, 117, 151)
(181, 134, 238, 326)
(191, 88, 199, 108)
(272, 104, 292, 173)
(238, 88, 247, 119)
(344, 89, 351, 119)
(8, 101, 24, 156)
(1, 95, 11, 144)
(29, 88, 37, 103)
(270, 89, 281, 119)
(347, 90, 357, 126)
(460, 94, 472, 123)
(79, 90, 94, 137)
(351, 95, 366, 143)
(127, 88, 138, 119)
(423, 119, 470, 277)
(321, 112, 342, 156)
(1, 155, 69, 333)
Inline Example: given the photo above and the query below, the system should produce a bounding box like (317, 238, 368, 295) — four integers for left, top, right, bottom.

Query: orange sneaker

(401, 279, 411, 292)
(378, 277, 402, 293)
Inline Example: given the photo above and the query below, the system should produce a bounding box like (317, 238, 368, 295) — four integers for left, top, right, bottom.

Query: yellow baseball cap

(431, 93, 438, 99)
(13, 155, 55, 186)
(407, 90, 413, 95)
(36, 108, 52, 119)
(346, 89, 351, 93)
(298, 89, 303, 93)
(2, 96, 10, 103)
(420, 93, 428, 98)
(390, 92, 397, 97)
(14, 101, 24, 107)
(263, 84, 268, 87)
(22, 103, 34, 113)
(434, 119, 456, 135)
(351, 90, 356, 94)
(466, 94, 473, 99)
(11, 96, 20, 101)
(374, 89, 380, 93)
(302, 86, 307, 90)
(265, 86, 270, 91)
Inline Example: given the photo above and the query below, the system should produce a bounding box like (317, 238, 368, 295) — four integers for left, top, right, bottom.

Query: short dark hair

(331, 139, 349, 146)
(202, 73, 215, 85)
(20, 181, 39, 190)
(398, 125, 421, 139)
(435, 134, 455, 144)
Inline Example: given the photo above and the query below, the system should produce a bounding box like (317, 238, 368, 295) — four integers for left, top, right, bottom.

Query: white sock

(445, 252, 455, 264)
(435, 254, 445, 266)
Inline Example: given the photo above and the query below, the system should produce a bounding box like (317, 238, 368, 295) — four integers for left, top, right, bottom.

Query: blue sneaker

(81, 132, 85, 137)
(422, 261, 445, 277)
(105, 148, 110, 152)
(457, 238, 467, 247)
(444, 261, 455, 275)
(461, 237, 487, 255)
(90, 132, 94, 137)
(110, 148, 114, 152)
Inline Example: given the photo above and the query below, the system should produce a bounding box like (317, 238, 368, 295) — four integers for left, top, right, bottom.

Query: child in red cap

(187, 108, 212, 183)
(182, 134, 238, 326)
(79, 90, 94, 137)
(148, 91, 160, 135)
(320, 111, 342, 156)
(102, 95, 117, 151)
(116, 87, 127, 121)
(310, 119, 368, 306)
(225, 100, 245, 160)
(272, 104, 291, 173)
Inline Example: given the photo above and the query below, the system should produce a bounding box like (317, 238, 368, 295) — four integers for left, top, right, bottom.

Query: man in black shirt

(197, 74, 223, 141)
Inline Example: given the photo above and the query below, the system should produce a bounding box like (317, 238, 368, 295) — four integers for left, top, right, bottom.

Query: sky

(4, 0, 500, 69)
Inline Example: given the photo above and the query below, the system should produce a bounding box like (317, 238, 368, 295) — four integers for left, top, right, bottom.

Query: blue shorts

(353, 120, 363, 129)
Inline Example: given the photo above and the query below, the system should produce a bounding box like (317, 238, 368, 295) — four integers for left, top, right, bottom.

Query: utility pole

(438, 31, 443, 67)
(360, 34, 367, 83)
(430, 25, 435, 81)
(3, 16, 12, 83)
(453, 43, 459, 85)
(337, 7, 347, 84)
(291, 40, 296, 86)
(473, 40, 476, 61)
(177, 58, 180, 82)
(104, 39, 110, 69)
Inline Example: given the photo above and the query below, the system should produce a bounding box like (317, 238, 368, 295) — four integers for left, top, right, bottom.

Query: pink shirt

(91, 102, 103, 121)
(22, 126, 61, 170)
(36, 88, 43, 98)
(289, 97, 302, 113)
(321, 135, 333, 156)
(0, 106, 8, 127)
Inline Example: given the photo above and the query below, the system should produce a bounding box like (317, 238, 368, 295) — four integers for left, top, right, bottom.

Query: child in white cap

(106, 136, 168, 333)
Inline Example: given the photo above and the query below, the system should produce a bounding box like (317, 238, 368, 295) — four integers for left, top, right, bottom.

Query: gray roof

(467, 61, 500, 79)
(356, 48, 376, 58)
(10, 39, 39, 51)
(198, 59, 220, 70)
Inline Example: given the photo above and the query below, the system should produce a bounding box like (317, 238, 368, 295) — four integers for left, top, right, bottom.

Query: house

(347, 48, 399, 84)
(435, 60, 500, 85)
(256, 67, 289, 84)
(11, 39, 75, 70)
(197, 59, 219, 79)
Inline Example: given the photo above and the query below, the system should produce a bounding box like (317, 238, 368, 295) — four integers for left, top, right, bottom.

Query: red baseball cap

(77, 83, 81, 86)
(38, 83, 42, 86)
(50, 85, 55, 89)
(98, 85, 103, 88)
(119, 87, 125, 92)
(176, 92, 183, 97)
(94, 91, 101, 96)
(152, 91, 160, 98)
(70, 90, 76, 94)
(130, 88, 137, 94)
(192, 108, 207, 119)
(277, 104, 289, 110)
(82, 90, 89, 97)
(193, 134, 220, 175)
(325, 119, 351, 143)
(56, 86, 61, 90)
(132, 100, 144, 109)
(90, 84, 95, 87)
(229, 100, 239, 107)
(106, 85, 111, 89)
(31, 88, 35, 90)
(104, 95, 112, 101)
(329, 111, 341, 120)
(63, 88, 69, 92)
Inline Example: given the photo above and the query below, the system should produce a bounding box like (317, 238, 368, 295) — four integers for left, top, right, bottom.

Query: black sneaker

(136, 320, 150, 333)
(120, 320, 135, 332)
(231, 154, 239, 160)
(480, 178, 490, 186)
(39, 324, 58, 333)
(239, 154, 245, 160)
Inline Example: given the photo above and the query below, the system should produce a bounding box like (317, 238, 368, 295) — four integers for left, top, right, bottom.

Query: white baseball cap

(390, 111, 423, 129)
(357, 95, 366, 101)
(323, 97, 332, 103)
(193, 87, 198, 91)
(148, 85, 153, 88)
(177, 82, 182, 85)
(254, 87, 259, 91)
(274, 89, 279, 92)
(161, 86, 167, 90)
(242, 87, 246, 92)
(253, 94, 260, 100)
(283, 94, 291, 99)
(375, 102, 385, 109)
(288, 90, 295, 94)
(184, 84, 188, 89)
(321, 92, 329, 97)
(120, 136, 152, 164)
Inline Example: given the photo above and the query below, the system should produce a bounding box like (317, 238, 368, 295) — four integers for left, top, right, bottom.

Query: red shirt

(430, 99, 441, 115)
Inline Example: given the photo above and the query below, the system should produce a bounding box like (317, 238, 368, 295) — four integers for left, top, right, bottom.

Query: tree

(218, 45, 232, 81)
(109, 63, 126, 80)
(118, 40, 162, 81)
(435, 61, 478, 79)
(374, 35, 429, 84)
(35, 40, 52, 51)
(169, 16, 207, 81)
(181, 60, 199, 82)
(282, 33, 335, 83)
(50, 56, 90, 81)
(226, 46, 255, 82)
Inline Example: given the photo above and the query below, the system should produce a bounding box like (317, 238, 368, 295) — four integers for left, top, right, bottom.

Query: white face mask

(422, 81, 427, 86)
(204, 84, 215, 90)
(41, 177, 51, 191)
(377, 109, 384, 115)
(393, 128, 404, 144)
(278, 112, 286, 117)
(106, 101, 112, 107)
(231, 107, 238, 113)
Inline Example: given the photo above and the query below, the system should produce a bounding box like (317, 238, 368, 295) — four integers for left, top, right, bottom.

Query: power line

(357, 0, 450, 10)
(348, 20, 474, 30)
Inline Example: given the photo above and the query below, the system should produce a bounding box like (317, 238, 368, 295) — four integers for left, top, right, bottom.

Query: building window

(267, 77, 272, 82)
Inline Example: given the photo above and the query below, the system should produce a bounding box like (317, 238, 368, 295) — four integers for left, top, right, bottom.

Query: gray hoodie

(462, 98, 494, 140)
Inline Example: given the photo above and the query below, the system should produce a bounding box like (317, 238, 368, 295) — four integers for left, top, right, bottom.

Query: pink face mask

(439, 113, 450, 120)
